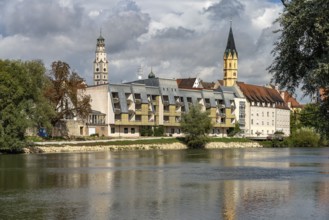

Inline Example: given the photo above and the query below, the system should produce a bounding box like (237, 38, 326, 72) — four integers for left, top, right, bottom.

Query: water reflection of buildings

(12, 149, 329, 219)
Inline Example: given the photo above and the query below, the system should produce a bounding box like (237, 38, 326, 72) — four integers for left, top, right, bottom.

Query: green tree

(45, 61, 91, 128)
(268, 0, 329, 138)
(181, 104, 213, 148)
(0, 60, 54, 149)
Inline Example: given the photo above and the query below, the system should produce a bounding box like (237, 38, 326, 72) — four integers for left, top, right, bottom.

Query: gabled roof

(282, 91, 303, 108)
(200, 81, 215, 89)
(176, 78, 197, 89)
(237, 82, 289, 109)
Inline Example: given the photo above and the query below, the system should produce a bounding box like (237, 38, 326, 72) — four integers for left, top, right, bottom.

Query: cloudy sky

(1, 0, 288, 92)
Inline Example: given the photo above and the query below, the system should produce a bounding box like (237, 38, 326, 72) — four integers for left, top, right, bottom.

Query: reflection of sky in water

(0, 148, 329, 220)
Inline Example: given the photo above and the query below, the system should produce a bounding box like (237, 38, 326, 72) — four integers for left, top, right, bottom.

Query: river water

(1, 148, 329, 220)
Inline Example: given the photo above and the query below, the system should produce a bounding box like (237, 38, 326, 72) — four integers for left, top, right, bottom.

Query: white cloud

(0, 0, 288, 96)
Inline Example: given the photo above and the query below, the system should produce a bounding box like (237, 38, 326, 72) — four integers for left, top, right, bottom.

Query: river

(1, 148, 329, 220)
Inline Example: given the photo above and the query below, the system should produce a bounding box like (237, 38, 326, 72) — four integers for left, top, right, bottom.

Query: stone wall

(23, 141, 262, 154)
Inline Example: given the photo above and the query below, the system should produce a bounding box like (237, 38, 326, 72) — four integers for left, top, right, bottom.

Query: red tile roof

(237, 82, 289, 109)
(282, 91, 303, 108)
(176, 78, 197, 89)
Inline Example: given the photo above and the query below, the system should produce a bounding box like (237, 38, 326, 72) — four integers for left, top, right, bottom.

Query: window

(177, 129, 180, 134)
(171, 128, 175, 134)
(233, 72, 236, 77)
(229, 63, 231, 68)
(111, 127, 115, 134)
(262, 112, 264, 117)
(124, 128, 128, 134)
(80, 126, 84, 135)
(267, 112, 269, 117)
(251, 119, 253, 125)
(251, 130, 253, 135)
(272, 120, 274, 125)
(131, 128, 135, 134)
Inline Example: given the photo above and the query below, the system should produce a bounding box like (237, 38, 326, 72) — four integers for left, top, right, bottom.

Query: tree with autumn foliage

(45, 61, 91, 129)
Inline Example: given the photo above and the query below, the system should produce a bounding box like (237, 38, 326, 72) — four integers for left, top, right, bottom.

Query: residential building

(77, 24, 291, 138)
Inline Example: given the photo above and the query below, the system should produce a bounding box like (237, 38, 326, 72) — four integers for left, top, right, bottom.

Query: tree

(268, 0, 329, 137)
(0, 60, 54, 149)
(45, 61, 91, 129)
(181, 104, 213, 148)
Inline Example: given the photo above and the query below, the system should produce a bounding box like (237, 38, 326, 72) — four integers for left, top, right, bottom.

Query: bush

(140, 126, 153, 136)
(184, 136, 209, 149)
(153, 126, 164, 137)
(289, 127, 320, 147)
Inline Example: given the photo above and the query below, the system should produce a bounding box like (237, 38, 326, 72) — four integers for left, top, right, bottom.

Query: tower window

(233, 72, 236, 77)
(104, 68, 107, 71)
(96, 68, 99, 72)
(229, 63, 231, 68)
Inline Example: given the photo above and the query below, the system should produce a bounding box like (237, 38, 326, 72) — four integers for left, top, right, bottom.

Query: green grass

(208, 137, 252, 143)
(55, 137, 183, 147)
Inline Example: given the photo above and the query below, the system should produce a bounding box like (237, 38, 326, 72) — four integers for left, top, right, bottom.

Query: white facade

(93, 34, 109, 85)
(243, 102, 290, 138)
(276, 108, 291, 136)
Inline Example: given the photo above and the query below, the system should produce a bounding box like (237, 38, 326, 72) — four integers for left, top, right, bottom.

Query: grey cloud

(154, 27, 195, 39)
(204, 0, 245, 20)
(2, 0, 84, 37)
(113, 0, 141, 13)
(104, 11, 150, 53)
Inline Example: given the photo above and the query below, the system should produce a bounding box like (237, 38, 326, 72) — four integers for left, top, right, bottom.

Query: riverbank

(22, 140, 262, 154)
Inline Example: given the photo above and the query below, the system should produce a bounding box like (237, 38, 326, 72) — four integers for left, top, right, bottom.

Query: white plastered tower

(93, 32, 109, 85)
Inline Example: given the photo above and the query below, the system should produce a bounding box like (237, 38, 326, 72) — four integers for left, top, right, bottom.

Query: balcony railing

(113, 97, 119, 103)
(114, 108, 121, 114)
(163, 100, 169, 106)
(135, 99, 141, 104)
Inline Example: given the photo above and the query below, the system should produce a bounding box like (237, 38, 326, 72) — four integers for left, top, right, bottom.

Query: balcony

(176, 101, 184, 107)
(127, 99, 133, 105)
(163, 100, 169, 106)
(217, 104, 225, 109)
(114, 108, 121, 114)
(205, 103, 211, 109)
(128, 109, 135, 115)
(113, 97, 119, 103)
(220, 113, 226, 117)
(135, 99, 141, 104)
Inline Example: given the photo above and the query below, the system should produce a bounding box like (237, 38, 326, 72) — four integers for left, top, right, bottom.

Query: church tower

(223, 23, 238, 87)
(93, 32, 109, 85)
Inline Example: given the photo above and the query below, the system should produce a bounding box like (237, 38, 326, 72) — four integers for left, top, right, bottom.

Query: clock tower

(223, 23, 238, 87)
(93, 32, 109, 85)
